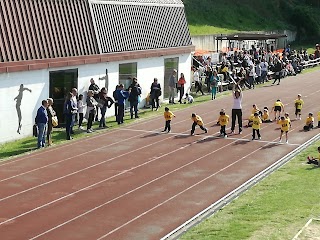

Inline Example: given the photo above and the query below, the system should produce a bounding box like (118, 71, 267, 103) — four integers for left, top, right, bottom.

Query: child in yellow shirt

(278, 116, 290, 144)
(162, 107, 175, 133)
(294, 94, 304, 120)
(284, 112, 292, 128)
(218, 110, 229, 138)
(191, 113, 208, 136)
(307, 146, 320, 166)
(262, 107, 272, 123)
(272, 99, 284, 120)
(252, 112, 262, 140)
(247, 113, 254, 127)
(303, 112, 314, 131)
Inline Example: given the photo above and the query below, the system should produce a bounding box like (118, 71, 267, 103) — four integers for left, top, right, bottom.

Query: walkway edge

(161, 133, 320, 240)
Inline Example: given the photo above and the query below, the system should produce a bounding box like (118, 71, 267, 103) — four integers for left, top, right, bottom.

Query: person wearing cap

(168, 69, 177, 104)
(46, 98, 56, 146)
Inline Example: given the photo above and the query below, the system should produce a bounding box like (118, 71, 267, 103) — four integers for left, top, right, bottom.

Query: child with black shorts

(218, 110, 229, 138)
(303, 112, 314, 131)
(252, 112, 262, 140)
(272, 99, 284, 121)
(262, 107, 272, 123)
(278, 116, 290, 144)
(191, 113, 208, 135)
(294, 94, 304, 120)
(162, 107, 175, 133)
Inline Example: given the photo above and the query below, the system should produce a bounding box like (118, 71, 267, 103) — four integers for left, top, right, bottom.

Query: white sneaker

(224, 135, 228, 138)
(286, 140, 289, 144)
(279, 139, 282, 143)
(299, 117, 301, 120)
(87, 129, 92, 133)
(78, 126, 84, 130)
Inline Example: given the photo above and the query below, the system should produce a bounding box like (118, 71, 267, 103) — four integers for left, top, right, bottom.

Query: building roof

(0, 0, 192, 65)
(216, 33, 287, 41)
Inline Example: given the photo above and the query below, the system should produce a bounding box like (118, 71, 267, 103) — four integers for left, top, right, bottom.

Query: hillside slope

(184, 0, 320, 41)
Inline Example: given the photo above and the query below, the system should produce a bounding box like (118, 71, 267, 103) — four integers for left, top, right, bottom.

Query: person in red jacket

(177, 73, 186, 104)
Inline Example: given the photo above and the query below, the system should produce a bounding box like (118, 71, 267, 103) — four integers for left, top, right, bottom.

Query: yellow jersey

(252, 116, 262, 130)
(192, 115, 204, 126)
(218, 115, 229, 126)
(306, 116, 314, 125)
(279, 119, 290, 131)
(248, 114, 254, 121)
(262, 111, 269, 121)
(274, 101, 284, 108)
(318, 111, 320, 121)
(164, 111, 175, 121)
(252, 107, 260, 114)
(294, 99, 304, 110)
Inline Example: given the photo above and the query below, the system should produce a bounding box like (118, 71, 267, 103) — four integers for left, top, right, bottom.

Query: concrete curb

(161, 133, 320, 240)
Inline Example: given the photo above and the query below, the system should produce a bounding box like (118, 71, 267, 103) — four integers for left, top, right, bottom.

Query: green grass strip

(181, 141, 320, 240)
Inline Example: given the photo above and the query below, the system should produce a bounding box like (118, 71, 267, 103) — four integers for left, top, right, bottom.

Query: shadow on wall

(14, 84, 32, 134)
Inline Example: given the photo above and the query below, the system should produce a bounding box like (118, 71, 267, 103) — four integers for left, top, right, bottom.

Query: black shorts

(295, 108, 301, 115)
(274, 106, 281, 112)
(281, 130, 288, 133)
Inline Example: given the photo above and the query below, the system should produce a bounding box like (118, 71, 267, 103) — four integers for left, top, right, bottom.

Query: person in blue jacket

(116, 84, 130, 124)
(35, 99, 48, 148)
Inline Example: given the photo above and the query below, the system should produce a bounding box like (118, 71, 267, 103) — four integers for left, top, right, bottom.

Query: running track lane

(0, 71, 319, 239)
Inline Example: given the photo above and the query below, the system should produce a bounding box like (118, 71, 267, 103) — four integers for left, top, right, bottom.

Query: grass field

(180, 140, 320, 240)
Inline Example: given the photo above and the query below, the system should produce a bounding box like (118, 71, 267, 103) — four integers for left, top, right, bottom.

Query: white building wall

(0, 53, 191, 144)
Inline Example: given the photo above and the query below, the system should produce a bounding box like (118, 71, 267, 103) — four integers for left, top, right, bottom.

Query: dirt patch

(297, 220, 320, 240)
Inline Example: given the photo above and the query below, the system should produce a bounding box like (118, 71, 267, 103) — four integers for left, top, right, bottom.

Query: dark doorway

(49, 69, 78, 125)
(164, 57, 179, 99)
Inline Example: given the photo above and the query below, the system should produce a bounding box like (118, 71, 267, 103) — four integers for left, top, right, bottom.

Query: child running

(218, 110, 229, 138)
(278, 116, 290, 144)
(272, 99, 284, 121)
(191, 113, 208, 136)
(294, 94, 304, 120)
(284, 112, 292, 128)
(252, 112, 262, 140)
(307, 146, 320, 166)
(162, 107, 175, 133)
(303, 112, 314, 131)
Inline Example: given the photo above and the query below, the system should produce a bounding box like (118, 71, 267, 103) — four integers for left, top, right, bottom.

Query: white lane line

(97, 130, 300, 239)
(0, 120, 217, 203)
(29, 124, 254, 239)
(0, 113, 213, 183)
(1, 120, 220, 228)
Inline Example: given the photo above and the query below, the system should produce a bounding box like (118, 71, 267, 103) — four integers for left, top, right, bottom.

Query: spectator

(113, 85, 119, 122)
(150, 78, 161, 111)
(128, 77, 142, 119)
(205, 66, 212, 92)
(88, 78, 100, 121)
(210, 70, 220, 100)
(168, 69, 177, 104)
(177, 73, 186, 103)
(70, 88, 78, 134)
(35, 100, 48, 148)
(46, 98, 56, 146)
(64, 92, 77, 140)
(116, 84, 130, 124)
(260, 59, 269, 83)
(98, 87, 114, 128)
(248, 64, 255, 89)
(86, 90, 97, 133)
(272, 58, 283, 85)
(77, 94, 85, 130)
(184, 93, 194, 104)
(194, 68, 204, 95)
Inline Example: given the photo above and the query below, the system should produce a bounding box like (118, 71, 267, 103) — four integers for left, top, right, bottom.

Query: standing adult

(46, 98, 56, 146)
(260, 58, 269, 83)
(35, 100, 48, 148)
(150, 78, 161, 111)
(113, 85, 119, 122)
(230, 83, 243, 134)
(64, 92, 77, 140)
(86, 90, 97, 133)
(88, 78, 100, 121)
(205, 66, 212, 93)
(70, 88, 78, 134)
(98, 87, 114, 128)
(272, 58, 283, 85)
(177, 73, 186, 103)
(128, 77, 142, 119)
(116, 84, 130, 124)
(168, 69, 177, 104)
(194, 68, 204, 95)
(248, 64, 256, 89)
(210, 70, 220, 100)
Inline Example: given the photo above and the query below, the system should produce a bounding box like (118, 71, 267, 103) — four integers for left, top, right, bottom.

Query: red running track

(0, 71, 320, 240)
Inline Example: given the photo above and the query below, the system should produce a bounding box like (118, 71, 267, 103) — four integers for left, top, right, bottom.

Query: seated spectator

(184, 93, 194, 104)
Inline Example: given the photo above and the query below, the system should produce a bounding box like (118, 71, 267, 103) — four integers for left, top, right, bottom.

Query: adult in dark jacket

(46, 98, 56, 146)
(116, 84, 130, 124)
(128, 77, 142, 119)
(64, 92, 77, 140)
(35, 99, 48, 148)
(272, 58, 283, 85)
(113, 85, 119, 122)
(88, 78, 100, 121)
(150, 78, 161, 111)
(98, 87, 114, 128)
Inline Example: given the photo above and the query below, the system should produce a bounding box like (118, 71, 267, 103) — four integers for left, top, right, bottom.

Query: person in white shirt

(77, 94, 86, 130)
(248, 64, 256, 89)
(193, 68, 204, 95)
(230, 83, 243, 134)
(260, 59, 269, 83)
(184, 93, 194, 104)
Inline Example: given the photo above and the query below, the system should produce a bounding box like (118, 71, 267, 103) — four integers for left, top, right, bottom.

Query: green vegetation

(185, 0, 320, 41)
(181, 140, 320, 240)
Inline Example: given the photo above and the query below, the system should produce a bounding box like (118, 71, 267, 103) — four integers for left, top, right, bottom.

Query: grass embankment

(181, 140, 320, 240)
